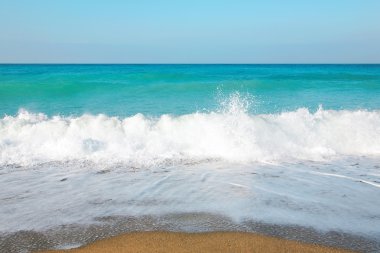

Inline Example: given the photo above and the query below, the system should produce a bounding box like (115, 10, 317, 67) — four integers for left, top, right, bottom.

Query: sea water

(0, 64, 380, 251)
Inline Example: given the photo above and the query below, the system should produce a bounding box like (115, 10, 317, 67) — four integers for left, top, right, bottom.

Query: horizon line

(1, 63, 380, 65)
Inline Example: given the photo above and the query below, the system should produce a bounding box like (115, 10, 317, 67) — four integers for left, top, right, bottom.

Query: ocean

(1, 64, 380, 252)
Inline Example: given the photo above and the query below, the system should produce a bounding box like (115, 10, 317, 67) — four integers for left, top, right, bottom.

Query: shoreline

(38, 231, 355, 253)
(2, 213, 379, 252)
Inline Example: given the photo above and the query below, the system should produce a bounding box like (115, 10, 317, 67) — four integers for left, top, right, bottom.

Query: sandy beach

(39, 231, 354, 253)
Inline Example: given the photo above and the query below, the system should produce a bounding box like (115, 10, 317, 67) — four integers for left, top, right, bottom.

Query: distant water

(1, 65, 380, 252)
(1, 64, 380, 117)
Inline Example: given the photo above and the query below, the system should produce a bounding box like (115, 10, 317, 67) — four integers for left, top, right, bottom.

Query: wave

(1, 95, 380, 167)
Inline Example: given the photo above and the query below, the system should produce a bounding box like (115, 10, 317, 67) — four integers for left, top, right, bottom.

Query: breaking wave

(1, 94, 380, 167)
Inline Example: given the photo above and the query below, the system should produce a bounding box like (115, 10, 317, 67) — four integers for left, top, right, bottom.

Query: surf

(1, 94, 380, 167)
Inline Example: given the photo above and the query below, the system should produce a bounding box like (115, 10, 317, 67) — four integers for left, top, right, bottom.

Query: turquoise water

(1, 64, 380, 116)
(1, 64, 380, 165)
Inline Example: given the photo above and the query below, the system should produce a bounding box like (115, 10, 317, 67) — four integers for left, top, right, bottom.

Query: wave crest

(1, 105, 380, 166)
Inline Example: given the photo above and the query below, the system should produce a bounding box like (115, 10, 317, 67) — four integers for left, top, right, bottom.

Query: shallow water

(1, 159, 380, 252)
(1, 159, 380, 235)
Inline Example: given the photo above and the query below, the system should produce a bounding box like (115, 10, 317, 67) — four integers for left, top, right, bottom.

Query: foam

(1, 95, 380, 166)
(1, 95, 380, 240)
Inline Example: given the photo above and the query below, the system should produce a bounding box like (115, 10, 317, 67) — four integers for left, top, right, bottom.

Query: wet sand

(2, 213, 379, 253)
(39, 231, 354, 253)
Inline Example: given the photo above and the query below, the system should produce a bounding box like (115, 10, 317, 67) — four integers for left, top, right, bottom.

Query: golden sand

(39, 231, 355, 253)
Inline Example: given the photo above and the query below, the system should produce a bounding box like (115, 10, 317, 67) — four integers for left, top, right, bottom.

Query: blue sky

(1, 0, 379, 63)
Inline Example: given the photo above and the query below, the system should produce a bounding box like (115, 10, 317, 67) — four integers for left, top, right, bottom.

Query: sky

(0, 0, 379, 63)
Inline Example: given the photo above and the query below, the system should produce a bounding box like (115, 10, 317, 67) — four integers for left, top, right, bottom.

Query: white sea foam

(1, 95, 380, 166)
(1, 95, 380, 242)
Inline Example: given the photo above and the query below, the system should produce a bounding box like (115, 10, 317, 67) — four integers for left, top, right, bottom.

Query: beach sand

(39, 231, 354, 253)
